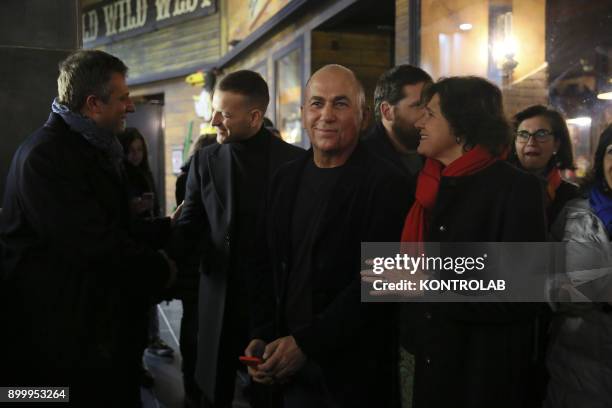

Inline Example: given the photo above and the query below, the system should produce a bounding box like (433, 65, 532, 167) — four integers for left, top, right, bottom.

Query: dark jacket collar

(44, 112, 124, 186)
(274, 142, 370, 255)
(363, 122, 422, 176)
(206, 126, 284, 214)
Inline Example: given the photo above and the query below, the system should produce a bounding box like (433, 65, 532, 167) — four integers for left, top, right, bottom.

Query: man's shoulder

(360, 143, 406, 180)
(269, 133, 305, 159)
(16, 114, 82, 164)
(200, 141, 223, 156)
(478, 160, 534, 184)
(361, 124, 388, 151)
(192, 141, 223, 165)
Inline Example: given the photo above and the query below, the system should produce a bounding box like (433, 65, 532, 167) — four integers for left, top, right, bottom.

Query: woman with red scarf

(399, 77, 547, 408)
(511, 105, 578, 229)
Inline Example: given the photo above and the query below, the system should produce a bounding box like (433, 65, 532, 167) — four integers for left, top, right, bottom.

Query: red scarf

(401, 146, 499, 242)
(546, 168, 562, 204)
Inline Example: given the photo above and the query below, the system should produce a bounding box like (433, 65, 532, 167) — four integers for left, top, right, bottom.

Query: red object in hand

(239, 356, 263, 367)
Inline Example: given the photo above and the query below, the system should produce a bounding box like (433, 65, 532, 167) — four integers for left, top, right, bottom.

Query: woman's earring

(456, 136, 462, 145)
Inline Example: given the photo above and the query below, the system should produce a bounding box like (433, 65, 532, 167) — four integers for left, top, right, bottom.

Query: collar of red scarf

(546, 167, 562, 203)
(401, 145, 499, 242)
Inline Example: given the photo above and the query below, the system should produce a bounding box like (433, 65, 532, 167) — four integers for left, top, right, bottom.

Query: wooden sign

(82, 0, 217, 47)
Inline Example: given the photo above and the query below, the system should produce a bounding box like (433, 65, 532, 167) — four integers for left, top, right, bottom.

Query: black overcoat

(0, 113, 171, 405)
(251, 144, 412, 408)
(402, 160, 548, 408)
(166, 128, 303, 403)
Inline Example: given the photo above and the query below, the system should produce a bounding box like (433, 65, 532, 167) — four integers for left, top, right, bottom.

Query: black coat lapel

(275, 153, 306, 254)
(207, 145, 234, 218)
(272, 152, 305, 302)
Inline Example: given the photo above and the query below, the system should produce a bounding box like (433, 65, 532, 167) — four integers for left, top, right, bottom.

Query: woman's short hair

(512, 105, 575, 170)
(421, 76, 511, 156)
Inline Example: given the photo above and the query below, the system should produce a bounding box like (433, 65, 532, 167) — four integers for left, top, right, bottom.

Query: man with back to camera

(363, 64, 433, 196)
(244, 64, 412, 407)
(165, 70, 303, 408)
(0, 50, 176, 407)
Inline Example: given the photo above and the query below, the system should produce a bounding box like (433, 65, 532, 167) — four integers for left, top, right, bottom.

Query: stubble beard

(392, 121, 420, 151)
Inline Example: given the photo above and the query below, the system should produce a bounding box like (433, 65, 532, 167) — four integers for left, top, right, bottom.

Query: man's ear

(380, 101, 394, 122)
(250, 109, 263, 127)
(83, 94, 102, 115)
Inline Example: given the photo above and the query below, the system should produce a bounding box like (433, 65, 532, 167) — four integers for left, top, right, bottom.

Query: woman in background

(511, 105, 578, 228)
(546, 124, 612, 408)
(121, 128, 160, 219)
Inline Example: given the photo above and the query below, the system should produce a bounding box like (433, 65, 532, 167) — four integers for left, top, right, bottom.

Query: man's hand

(244, 339, 274, 385)
(361, 258, 426, 297)
(130, 197, 149, 216)
(257, 335, 306, 381)
(171, 201, 184, 226)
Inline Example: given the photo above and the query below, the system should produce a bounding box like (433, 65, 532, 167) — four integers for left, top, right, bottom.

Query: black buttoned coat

(402, 160, 548, 408)
(251, 144, 413, 407)
(166, 129, 303, 404)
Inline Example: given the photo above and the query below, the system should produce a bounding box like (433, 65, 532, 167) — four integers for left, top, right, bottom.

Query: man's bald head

(306, 64, 367, 119)
(302, 64, 368, 167)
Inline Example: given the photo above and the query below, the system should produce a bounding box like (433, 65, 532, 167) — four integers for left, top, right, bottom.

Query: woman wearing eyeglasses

(508, 106, 580, 407)
(512, 105, 579, 228)
(543, 124, 612, 408)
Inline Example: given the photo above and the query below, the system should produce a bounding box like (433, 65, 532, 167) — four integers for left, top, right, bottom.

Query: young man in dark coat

(0, 50, 176, 407)
(165, 70, 303, 408)
(244, 64, 412, 407)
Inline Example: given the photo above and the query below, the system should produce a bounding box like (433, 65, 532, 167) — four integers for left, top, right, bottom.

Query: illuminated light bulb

(597, 92, 612, 100)
(566, 117, 592, 127)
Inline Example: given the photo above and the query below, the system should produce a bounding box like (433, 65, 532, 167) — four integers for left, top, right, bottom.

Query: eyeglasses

(515, 129, 554, 143)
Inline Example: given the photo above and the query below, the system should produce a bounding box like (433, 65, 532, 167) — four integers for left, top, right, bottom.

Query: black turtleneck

(226, 126, 271, 319)
(286, 157, 343, 331)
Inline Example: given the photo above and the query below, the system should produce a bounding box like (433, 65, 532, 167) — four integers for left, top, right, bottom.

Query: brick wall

(502, 64, 549, 119)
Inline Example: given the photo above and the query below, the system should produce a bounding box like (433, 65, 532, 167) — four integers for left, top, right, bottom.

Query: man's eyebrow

(333, 96, 350, 103)
(308, 95, 350, 102)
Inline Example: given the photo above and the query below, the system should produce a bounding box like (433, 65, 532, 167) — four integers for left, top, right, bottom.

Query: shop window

(275, 45, 303, 145)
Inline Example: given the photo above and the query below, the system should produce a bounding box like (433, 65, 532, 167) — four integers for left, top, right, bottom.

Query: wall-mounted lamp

(597, 78, 612, 100)
(492, 12, 518, 79)
(459, 23, 472, 31)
